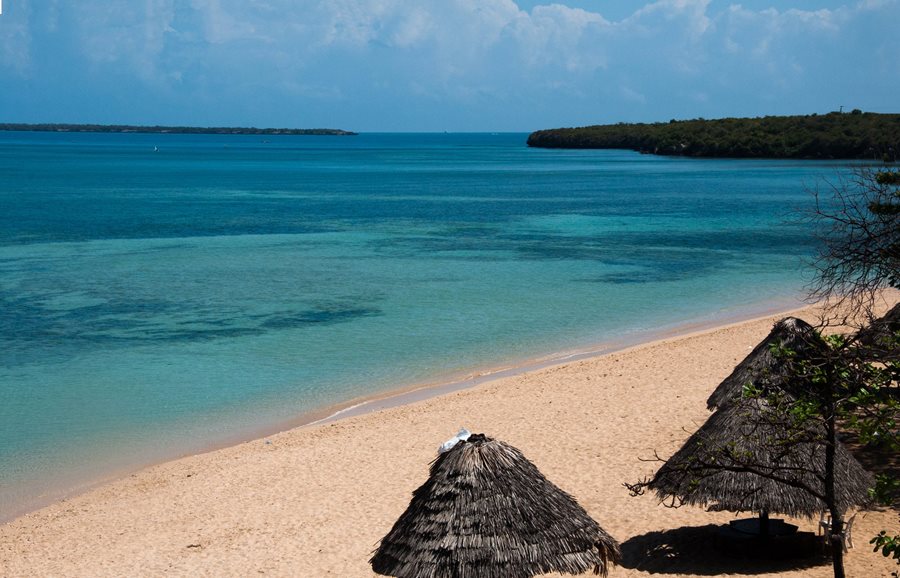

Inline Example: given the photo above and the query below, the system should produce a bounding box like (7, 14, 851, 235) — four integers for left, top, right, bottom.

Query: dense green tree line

(527, 112, 899, 160)
(0, 123, 356, 136)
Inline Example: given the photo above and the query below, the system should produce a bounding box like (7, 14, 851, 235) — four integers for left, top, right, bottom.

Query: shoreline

(0, 295, 806, 526)
(307, 295, 807, 426)
(2, 297, 896, 576)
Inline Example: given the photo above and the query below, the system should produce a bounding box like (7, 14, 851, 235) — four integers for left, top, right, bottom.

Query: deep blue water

(0, 131, 850, 519)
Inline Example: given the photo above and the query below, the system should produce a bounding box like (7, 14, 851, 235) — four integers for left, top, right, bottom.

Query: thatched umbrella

(706, 317, 830, 411)
(370, 433, 620, 578)
(854, 302, 900, 361)
(648, 396, 873, 528)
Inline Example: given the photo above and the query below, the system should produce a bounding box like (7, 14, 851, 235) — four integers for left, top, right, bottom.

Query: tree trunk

(825, 394, 845, 578)
(828, 511, 845, 578)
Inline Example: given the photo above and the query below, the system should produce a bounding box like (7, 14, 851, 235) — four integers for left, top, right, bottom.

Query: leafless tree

(807, 168, 900, 325)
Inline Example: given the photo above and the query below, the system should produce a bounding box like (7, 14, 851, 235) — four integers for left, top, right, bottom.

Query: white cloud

(514, 4, 610, 71)
(0, 2, 34, 74)
(191, 0, 263, 44)
(856, 0, 897, 9)
(620, 85, 647, 103)
(386, 6, 432, 47)
(44, 0, 866, 88)
(715, 3, 850, 85)
(627, 0, 712, 39)
(71, 0, 179, 89)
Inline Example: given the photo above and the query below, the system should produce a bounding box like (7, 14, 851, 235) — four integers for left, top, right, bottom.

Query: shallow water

(0, 131, 852, 519)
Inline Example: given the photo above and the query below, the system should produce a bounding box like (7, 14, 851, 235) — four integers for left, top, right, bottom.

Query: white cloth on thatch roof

(438, 428, 471, 454)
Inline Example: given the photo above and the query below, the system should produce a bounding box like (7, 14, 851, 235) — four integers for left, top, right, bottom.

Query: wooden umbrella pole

(759, 510, 770, 538)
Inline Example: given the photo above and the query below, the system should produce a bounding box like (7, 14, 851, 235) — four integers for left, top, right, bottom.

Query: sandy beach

(1, 306, 896, 577)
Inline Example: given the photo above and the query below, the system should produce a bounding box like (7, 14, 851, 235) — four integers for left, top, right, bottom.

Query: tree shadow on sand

(620, 524, 830, 575)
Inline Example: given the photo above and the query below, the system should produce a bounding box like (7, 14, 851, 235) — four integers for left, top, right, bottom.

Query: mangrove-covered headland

(527, 112, 899, 160)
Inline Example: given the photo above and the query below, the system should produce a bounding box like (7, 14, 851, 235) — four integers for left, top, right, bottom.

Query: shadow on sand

(620, 524, 830, 575)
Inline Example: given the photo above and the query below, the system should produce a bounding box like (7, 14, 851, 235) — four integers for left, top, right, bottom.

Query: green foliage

(789, 397, 822, 423)
(870, 171, 900, 221)
(527, 113, 900, 160)
(869, 474, 900, 506)
(871, 526, 900, 578)
(868, 427, 900, 575)
(844, 361, 899, 446)
(741, 381, 764, 399)
(876, 171, 900, 186)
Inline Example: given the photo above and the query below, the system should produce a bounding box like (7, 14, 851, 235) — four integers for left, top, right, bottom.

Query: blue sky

(0, 0, 897, 131)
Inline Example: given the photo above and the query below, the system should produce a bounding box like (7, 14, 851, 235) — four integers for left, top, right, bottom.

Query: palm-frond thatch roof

(854, 302, 900, 361)
(706, 317, 830, 411)
(371, 433, 621, 578)
(649, 397, 873, 518)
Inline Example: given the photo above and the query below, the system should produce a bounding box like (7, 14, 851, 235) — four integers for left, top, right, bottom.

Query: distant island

(527, 111, 899, 160)
(0, 123, 356, 136)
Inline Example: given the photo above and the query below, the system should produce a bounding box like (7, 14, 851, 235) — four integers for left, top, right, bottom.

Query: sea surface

(0, 131, 854, 520)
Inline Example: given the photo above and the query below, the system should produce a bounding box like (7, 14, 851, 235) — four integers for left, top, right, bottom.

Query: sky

(0, 0, 897, 132)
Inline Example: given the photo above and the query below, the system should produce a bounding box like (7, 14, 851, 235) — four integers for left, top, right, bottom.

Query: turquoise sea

(0, 131, 851, 520)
